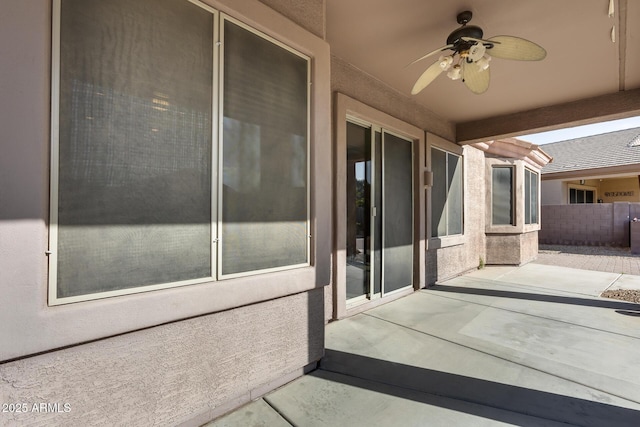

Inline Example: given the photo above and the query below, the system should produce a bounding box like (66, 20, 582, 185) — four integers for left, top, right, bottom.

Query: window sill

(429, 234, 465, 249)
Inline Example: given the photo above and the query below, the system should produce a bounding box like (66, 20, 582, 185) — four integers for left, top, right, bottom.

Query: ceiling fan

(409, 10, 546, 95)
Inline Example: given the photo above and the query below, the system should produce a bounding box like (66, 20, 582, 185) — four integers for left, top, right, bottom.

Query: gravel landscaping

(600, 289, 640, 304)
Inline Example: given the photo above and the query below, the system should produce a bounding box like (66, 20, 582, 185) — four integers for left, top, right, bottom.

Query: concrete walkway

(208, 263, 640, 426)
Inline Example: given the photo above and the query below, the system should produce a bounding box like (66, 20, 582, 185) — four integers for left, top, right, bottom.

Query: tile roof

(540, 127, 640, 174)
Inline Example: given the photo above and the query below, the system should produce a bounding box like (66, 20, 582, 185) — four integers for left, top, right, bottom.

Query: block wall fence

(539, 202, 640, 247)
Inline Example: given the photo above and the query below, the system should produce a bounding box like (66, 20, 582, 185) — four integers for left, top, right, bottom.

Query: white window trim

(430, 146, 464, 239)
(485, 158, 542, 234)
(48, 0, 222, 306)
(48, 1, 312, 304)
(216, 14, 311, 281)
(427, 133, 465, 248)
(524, 167, 540, 225)
(568, 185, 597, 204)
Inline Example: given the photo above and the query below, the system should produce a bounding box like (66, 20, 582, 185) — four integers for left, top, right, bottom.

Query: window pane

(431, 148, 447, 237)
(586, 190, 594, 204)
(56, 0, 213, 298)
(222, 21, 308, 275)
(447, 153, 463, 235)
(577, 190, 585, 203)
(492, 167, 513, 225)
(531, 171, 538, 223)
(345, 122, 371, 299)
(525, 170, 532, 224)
(570, 188, 577, 204)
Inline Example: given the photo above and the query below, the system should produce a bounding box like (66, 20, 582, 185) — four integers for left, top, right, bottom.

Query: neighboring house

(539, 128, 640, 246)
(541, 127, 640, 205)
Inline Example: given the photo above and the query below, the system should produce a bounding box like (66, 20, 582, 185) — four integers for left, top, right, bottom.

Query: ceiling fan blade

(462, 61, 490, 94)
(461, 36, 494, 45)
(486, 36, 546, 61)
(411, 60, 444, 95)
(406, 44, 453, 67)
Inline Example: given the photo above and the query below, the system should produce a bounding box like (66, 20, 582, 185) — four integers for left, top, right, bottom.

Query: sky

(518, 116, 640, 145)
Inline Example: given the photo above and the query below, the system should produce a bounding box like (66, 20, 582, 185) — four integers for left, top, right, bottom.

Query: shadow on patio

(211, 264, 640, 426)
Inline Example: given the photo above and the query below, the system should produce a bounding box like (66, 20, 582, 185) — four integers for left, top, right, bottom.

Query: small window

(431, 148, 463, 237)
(492, 167, 514, 225)
(569, 188, 595, 204)
(525, 169, 539, 224)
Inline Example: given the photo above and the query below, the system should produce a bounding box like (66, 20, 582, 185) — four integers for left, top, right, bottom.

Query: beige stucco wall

(485, 232, 538, 265)
(0, 0, 330, 425)
(258, 0, 325, 38)
(331, 55, 455, 142)
(0, 289, 324, 426)
(426, 145, 487, 283)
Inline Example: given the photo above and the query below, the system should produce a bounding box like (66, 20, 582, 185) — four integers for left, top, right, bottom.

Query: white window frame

(217, 14, 311, 280)
(568, 186, 596, 204)
(48, 0, 311, 305)
(430, 146, 463, 238)
(491, 165, 515, 226)
(524, 168, 539, 224)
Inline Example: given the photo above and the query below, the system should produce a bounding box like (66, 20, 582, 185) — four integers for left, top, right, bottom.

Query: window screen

(55, 0, 214, 298)
(492, 167, 513, 225)
(447, 153, 463, 235)
(52, 2, 312, 303)
(221, 20, 309, 275)
(525, 169, 539, 224)
(431, 148, 462, 237)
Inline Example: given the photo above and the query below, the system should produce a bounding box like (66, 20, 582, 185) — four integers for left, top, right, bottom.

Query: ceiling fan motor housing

(446, 25, 484, 49)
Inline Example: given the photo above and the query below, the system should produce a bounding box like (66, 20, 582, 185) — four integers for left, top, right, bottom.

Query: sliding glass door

(345, 120, 412, 303)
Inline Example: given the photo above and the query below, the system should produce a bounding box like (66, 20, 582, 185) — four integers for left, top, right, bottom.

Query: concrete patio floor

(208, 263, 640, 426)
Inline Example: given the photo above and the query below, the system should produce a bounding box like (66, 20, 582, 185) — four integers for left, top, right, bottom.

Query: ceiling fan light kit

(409, 11, 546, 95)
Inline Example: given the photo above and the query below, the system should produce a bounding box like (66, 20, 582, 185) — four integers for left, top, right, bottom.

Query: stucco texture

(258, 0, 325, 38)
(427, 146, 487, 283)
(0, 289, 324, 426)
(486, 232, 538, 265)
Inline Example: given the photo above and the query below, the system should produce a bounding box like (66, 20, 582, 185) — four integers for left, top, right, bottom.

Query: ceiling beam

(456, 88, 640, 144)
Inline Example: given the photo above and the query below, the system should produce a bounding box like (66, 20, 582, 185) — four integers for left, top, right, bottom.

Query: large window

(431, 148, 463, 237)
(492, 167, 514, 225)
(50, 0, 309, 304)
(524, 169, 539, 224)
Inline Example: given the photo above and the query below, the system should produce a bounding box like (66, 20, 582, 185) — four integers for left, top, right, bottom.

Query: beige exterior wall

(1, 289, 324, 426)
(600, 177, 640, 203)
(426, 142, 487, 283)
(485, 232, 538, 265)
(0, 1, 330, 425)
(542, 176, 640, 205)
